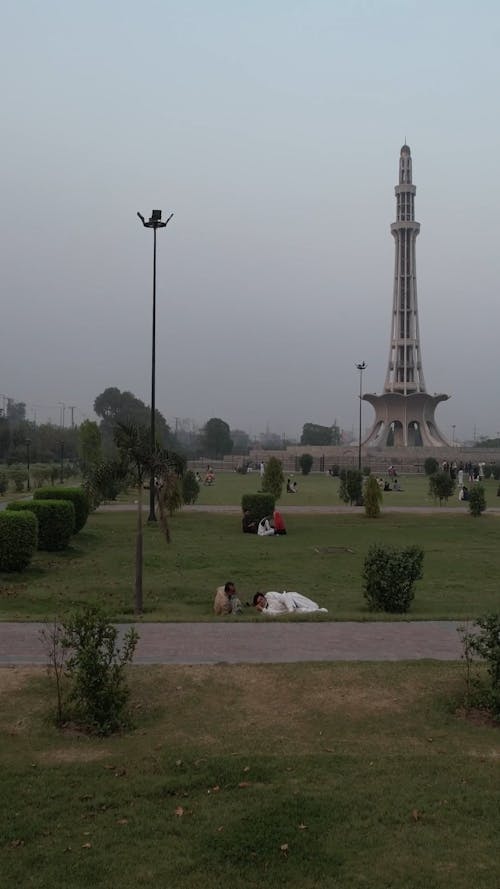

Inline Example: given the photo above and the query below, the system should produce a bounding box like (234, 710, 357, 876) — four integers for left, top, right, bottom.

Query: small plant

(339, 469, 363, 505)
(362, 465, 371, 477)
(490, 463, 500, 481)
(262, 456, 284, 500)
(10, 469, 26, 492)
(0, 471, 8, 495)
(182, 470, 200, 504)
(459, 615, 500, 718)
(298, 453, 313, 475)
(424, 457, 439, 476)
(363, 544, 424, 613)
(329, 464, 339, 477)
(364, 475, 382, 518)
(468, 484, 486, 517)
(428, 471, 455, 505)
(46, 606, 139, 735)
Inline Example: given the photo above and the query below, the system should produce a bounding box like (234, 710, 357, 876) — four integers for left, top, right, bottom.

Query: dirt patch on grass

(0, 666, 42, 696)
(39, 745, 112, 764)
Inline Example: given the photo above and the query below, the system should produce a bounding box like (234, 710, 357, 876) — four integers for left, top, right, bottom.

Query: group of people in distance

(213, 582, 328, 616)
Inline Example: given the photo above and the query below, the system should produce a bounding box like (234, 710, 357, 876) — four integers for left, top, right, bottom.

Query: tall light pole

(452, 424, 456, 446)
(138, 210, 174, 522)
(26, 438, 31, 492)
(356, 362, 367, 471)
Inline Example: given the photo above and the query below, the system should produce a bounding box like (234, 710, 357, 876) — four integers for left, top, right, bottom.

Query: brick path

(0, 620, 464, 666)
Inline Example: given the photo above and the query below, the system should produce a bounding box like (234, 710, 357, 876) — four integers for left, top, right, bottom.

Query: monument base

(362, 391, 450, 448)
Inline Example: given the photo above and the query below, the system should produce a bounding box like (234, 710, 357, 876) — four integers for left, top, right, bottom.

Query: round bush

(7, 499, 75, 551)
(34, 486, 89, 533)
(0, 511, 38, 571)
(241, 493, 275, 523)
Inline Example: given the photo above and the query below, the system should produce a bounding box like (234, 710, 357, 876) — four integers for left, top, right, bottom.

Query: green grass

(149, 471, 500, 509)
(1, 510, 500, 621)
(1, 662, 499, 889)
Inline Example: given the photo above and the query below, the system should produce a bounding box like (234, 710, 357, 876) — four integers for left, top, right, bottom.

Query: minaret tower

(363, 145, 449, 447)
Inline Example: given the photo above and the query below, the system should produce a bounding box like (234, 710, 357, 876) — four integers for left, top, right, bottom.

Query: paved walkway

(0, 620, 464, 666)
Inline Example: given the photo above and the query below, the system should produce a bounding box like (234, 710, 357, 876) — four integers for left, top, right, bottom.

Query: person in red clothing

(273, 510, 287, 535)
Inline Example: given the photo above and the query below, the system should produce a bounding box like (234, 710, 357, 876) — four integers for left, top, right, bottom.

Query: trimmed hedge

(34, 486, 89, 533)
(0, 511, 38, 571)
(7, 499, 75, 551)
(241, 493, 275, 523)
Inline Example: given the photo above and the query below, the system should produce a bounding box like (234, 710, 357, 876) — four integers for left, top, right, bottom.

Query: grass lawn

(129, 471, 500, 509)
(1, 662, 499, 889)
(1, 511, 499, 621)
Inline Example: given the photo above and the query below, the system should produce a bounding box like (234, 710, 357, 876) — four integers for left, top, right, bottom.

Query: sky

(2, 0, 500, 443)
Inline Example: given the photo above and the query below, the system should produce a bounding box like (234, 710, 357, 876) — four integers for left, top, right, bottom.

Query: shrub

(0, 511, 38, 571)
(363, 544, 424, 613)
(182, 470, 200, 505)
(364, 475, 382, 518)
(10, 468, 26, 492)
(54, 606, 138, 735)
(34, 486, 89, 533)
(460, 614, 500, 718)
(429, 471, 455, 504)
(262, 457, 284, 500)
(329, 464, 339, 477)
(241, 493, 275, 523)
(0, 471, 8, 495)
(490, 464, 500, 481)
(31, 467, 52, 488)
(469, 484, 486, 517)
(339, 469, 363, 505)
(298, 453, 313, 476)
(424, 457, 439, 476)
(7, 499, 75, 551)
(362, 465, 371, 477)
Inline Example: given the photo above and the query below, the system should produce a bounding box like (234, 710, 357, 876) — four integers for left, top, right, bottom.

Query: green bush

(34, 486, 89, 533)
(57, 606, 138, 735)
(460, 614, 500, 718)
(241, 493, 275, 523)
(364, 475, 382, 518)
(490, 464, 500, 481)
(182, 470, 200, 505)
(469, 484, 486, 517)
(7, 499, 75, 551)
(0, 471, 8, 495)
(10, 468, 26, 492)
(329, 464, 339, 477)
(262, 457, 284, 500)
(339, 469, 363, 505)
(0, 511, 38, 571)
(429, 471, 455, 504)
(363, 544, 424, 613)
(362, 465, 371, 477)
(298, 453, 313, 475)
(424, 457, 439, 476)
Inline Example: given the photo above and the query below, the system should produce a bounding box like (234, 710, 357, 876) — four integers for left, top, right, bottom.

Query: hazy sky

(2, 0, 500, 442)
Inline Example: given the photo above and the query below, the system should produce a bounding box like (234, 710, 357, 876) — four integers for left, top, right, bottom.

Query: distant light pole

(59, 440, 64, 484)
(452, 424, 456, 446)
(356, 362, 367, 471)
(25, 438, 31, 492)
(138, 209, 174, 522)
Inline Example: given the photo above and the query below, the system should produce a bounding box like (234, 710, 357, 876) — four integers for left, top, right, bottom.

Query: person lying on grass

(252, 591, 328, 615)
(214, 581, 243, 615)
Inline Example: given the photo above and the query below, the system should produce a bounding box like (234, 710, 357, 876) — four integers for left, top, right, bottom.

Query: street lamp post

(26, 438, 31, 492)
(356, 362, 367, 471)
(138, 209, 174, 522)
(59, 440, 64, 485)
(452, 424, 456, 446)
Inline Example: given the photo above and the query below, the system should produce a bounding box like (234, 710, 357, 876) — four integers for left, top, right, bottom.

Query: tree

(339, 469, 363, 505)
(424, 457, 439, 476)
(428, 471, 455, 505)
(298, 453, 314, 475)
(230, 429, 251, 454)
(300, 423, 340, 446)
(78, 420, 102, 471)
(469, 484, 486, 517)
(364, 475, 382, 518)
(262, 456, 284, 501)
(94, 387, 172, 453)
(202, 418, 233, 458)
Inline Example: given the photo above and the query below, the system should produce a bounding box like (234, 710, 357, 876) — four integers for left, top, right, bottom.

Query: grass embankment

(1, 511, 499, 621)
(0, 662, 498, 889)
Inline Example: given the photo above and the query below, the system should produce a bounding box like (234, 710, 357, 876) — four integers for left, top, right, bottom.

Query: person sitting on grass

(214, 581, 243, 615)
(242, 509, 258, 534)
(252, 591, 328, 615)
(258, 516, 276, 536)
